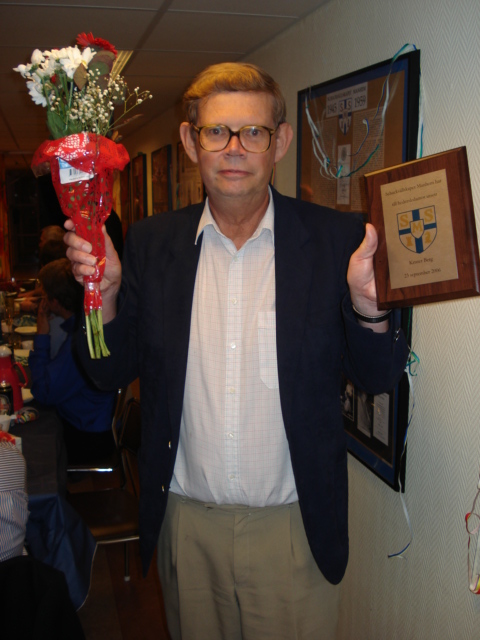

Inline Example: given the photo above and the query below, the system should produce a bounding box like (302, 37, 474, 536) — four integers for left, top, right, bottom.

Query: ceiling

(0, 0, 327, 170)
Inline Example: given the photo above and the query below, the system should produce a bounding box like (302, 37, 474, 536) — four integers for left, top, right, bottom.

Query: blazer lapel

(273, 190, 314, 436)
(163, 205, 204, 434)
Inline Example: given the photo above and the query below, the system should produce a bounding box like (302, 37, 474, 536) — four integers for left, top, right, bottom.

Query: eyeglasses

(191, 124, 278, 153)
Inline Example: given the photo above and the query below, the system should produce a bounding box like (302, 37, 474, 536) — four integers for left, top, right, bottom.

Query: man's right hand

(63, 219, 122, 323)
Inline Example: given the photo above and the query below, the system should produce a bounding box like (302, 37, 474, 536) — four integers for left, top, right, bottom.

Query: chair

(67, 386, 127, 475)
(67, 397, 142, 581)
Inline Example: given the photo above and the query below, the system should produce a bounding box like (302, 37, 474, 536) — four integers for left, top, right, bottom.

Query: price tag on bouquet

(58, 158, 94, 184)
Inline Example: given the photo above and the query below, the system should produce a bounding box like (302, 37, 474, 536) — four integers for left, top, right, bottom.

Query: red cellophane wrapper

(31, 133, 129, 358)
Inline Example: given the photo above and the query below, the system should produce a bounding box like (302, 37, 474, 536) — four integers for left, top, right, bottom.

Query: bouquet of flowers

(14, 33, 151, 358)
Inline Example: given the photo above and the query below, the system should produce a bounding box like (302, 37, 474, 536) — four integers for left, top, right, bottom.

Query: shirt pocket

(258, 311, 279, 389)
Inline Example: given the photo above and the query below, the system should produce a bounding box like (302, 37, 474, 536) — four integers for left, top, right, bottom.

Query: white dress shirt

(170, 191, 298, 506)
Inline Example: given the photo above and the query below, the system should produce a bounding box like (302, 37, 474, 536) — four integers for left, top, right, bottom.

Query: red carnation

(50, 74, 57, 84)
(76, 32, 117, 57)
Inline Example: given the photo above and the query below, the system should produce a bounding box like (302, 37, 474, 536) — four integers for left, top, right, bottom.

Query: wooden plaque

(365, 147, 480, 308)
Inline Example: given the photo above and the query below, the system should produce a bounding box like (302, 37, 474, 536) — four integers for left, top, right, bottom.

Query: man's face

(183, 91, 291, 205)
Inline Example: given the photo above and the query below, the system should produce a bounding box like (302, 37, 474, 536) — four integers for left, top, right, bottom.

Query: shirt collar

(195, 186, 275, 245)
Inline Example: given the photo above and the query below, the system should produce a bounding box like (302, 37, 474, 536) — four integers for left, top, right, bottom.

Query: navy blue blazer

(78, 188, 409, 585)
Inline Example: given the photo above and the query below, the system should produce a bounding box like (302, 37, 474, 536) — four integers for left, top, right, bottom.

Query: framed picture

(297, 49, 421, 213)
(151, 144, 172, 214)
(119, 164, 130, 236)
(297, 52, 420, 491)
(131, 153, 147, 223)
(176, 141, 204, 209)
(341, 309, 412, 491)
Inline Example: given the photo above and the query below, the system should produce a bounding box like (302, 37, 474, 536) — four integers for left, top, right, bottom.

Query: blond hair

(182, 62, 286, 127)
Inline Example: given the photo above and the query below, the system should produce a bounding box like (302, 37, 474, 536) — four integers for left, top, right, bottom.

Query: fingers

(64, 229, 93, 254)
(63, 220, 121, 293)
(63, 227, 96, 280)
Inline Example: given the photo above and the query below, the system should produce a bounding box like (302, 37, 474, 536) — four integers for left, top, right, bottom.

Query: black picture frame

(297, 51, 420, 491)
(297, 49, 421, 214)
(131, 153, 147, 223)
(176, 141, 204, 209)
(151, 144, 172, 214)
(341, 309, 412, 491)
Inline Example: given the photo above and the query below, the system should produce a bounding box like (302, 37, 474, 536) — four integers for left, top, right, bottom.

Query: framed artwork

(297, 52, 420, 491)
(131, 153, 147, 223)
(176, 141, 204, 209)
(151, 144, 172, 214)
(341, 310, 412, 491)
(297, 49, 421, 213)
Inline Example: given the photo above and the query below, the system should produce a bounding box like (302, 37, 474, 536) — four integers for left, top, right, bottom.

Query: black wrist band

(352, 304, 392, 324)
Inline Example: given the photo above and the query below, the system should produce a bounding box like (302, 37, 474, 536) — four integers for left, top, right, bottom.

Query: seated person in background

(39, 225, 65, 251)
(20, 225, 67, 314)
(38, 239, 69, 358)
(39, 238, 67, 268)
(28, 258, 117, 464)
(0, 439, 28, 562)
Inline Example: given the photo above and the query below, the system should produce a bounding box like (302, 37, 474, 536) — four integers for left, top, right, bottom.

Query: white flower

(81, 47, 95, 66)
(35, 62, 54, 79)
(26, 80, 47, 106)
(31, 49, 45, 65)
(59, 46, 95, 79)
(46, 48, 68, 60)
(13, 63, 31, 78)
(59, 46, 83, 78)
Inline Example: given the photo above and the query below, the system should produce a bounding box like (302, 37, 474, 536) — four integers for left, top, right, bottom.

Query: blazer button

(168, 441, 171, 449)
(162, 485, 165, 493)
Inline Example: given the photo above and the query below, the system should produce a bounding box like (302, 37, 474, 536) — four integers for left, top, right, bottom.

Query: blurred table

(10, 408, 96, 610)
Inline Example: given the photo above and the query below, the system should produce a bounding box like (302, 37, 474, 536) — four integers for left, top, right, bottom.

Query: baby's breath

(14, 38, 152, 140)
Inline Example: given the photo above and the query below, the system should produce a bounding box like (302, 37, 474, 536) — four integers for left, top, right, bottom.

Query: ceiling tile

(142, 12, 295, 53)
(168, 0, 328, 17)
(0, 6, 153, 50)
(125, 50, 240, 77)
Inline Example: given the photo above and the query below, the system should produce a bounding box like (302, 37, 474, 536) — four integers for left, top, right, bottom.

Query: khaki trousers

(157, 492, 340, 640)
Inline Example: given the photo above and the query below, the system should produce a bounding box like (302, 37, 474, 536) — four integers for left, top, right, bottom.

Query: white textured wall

(245, 0, 480, 638)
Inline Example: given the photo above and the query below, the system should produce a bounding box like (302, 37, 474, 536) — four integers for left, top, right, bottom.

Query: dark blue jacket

(30, 315, 116, 432)
(76, 188, 409, 584)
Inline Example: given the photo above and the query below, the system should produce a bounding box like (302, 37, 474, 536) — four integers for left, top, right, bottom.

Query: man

(65, 62, 408, 639)
(28, 259, 116, 464)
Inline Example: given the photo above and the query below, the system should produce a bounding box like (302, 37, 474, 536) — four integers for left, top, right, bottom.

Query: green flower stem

(85, 311, 94, 359)
(86, 309, 110, 359)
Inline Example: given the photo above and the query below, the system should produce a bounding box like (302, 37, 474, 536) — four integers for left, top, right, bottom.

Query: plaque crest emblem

(397, 206, 437, 254)
(338, 99, 352, 135)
